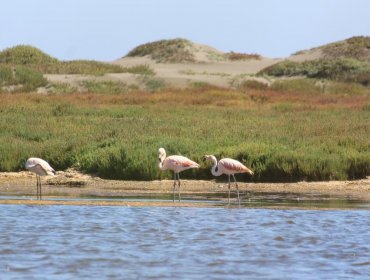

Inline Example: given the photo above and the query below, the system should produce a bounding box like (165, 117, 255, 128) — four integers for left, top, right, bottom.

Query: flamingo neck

(158, 155, 166, 170)
(210, 156, 222, 176)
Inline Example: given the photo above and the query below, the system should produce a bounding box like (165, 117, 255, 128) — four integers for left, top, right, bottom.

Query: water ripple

(0, 205, 369, 279)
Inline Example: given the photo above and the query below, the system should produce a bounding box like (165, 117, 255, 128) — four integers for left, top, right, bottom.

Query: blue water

(0, 205, 369, 279)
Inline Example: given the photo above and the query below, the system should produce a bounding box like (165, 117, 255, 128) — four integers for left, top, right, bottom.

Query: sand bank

(0, 170, 369, 207)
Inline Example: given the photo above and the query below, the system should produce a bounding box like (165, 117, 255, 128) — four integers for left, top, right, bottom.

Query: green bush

(81, 80, 129, 94)
(42, 60, 125, 75)
(226, 52, 261, 61)
(260, 58, 370, 85)
(0, 45, 125, 75)
(322, 36, 370, 62)
(0, 64, 47, 92)
(271, 79, 320, 94)
(0, 45, 58, 65)
(126, 38, 195, 63)
(121, 64, 155, 75)
(238, 79, 269, 90)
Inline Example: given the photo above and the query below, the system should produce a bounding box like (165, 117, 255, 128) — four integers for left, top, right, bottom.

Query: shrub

(81, 80, 129, 94)
(0, 45, 58, 65)
(271, 79, 320, 94)
(226, 51, 261, 61)
(43, 60, 125, 75)
(0, 45, 125, 75)
(322, 36, 370, 62)
(121, 64, 155, 75)
(260, 58, 370, 84)
(259, 60, 304, 76)
(238, 79, 268, 90)
(126, 38, 195, 63)
(0, 64, 47, 92)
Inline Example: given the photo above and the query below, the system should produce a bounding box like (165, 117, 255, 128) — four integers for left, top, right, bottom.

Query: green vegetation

(270, 78, 370, 96)
(0, 45, 125, 75)
(81, 80, 130, 94)
(0, 45, 58, 65)
(322, 36, 370, 62)
(0, 45, 157, 92)
(236, 79, 269, 91)
(0, 88, 369, 182)
(261, 36, 370, 85)
(259, 58, 370, 85)
(126, 38, 196, 63)
(0, 39, 369, 182)
(226, 52, 261, 61)
(0, 64, 47, 92)
(40, 60, 125, 75)
(121, 64, 155, 75)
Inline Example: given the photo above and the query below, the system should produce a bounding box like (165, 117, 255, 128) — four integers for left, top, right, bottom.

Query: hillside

(1, 37, 370, 93)
(290, 36, 370, 63)
(260, 36, 370, 85)
(125, 38, 262, 63)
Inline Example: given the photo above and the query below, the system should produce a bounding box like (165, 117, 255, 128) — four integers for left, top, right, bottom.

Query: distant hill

(259, 36, 370, 85)
(125, 38, 261, 63)
(1, 36, 370, 93)
(290, 36, 370, 63)
(0, 45, 126, 93)
(0, 45, 58, 65)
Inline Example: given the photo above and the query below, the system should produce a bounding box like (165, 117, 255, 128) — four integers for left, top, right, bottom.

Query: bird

(25, 157, 56, 200)
(204, 155, 253, 205)
(158, 148, 200, 202)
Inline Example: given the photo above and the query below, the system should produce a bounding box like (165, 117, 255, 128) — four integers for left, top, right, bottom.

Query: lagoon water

(0, 204, 369, 279)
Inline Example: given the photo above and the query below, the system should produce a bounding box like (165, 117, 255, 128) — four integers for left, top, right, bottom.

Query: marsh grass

(81, 81, 130, 94)
(0, 88, 369, 182)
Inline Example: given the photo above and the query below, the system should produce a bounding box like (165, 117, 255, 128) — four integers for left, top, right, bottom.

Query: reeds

(0, 88, 369, 182)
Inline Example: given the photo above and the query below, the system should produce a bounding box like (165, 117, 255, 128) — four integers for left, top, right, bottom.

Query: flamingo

(158, 148, 200, 202)
(204, 155, 253, 205)
(25, 157, 56, 200)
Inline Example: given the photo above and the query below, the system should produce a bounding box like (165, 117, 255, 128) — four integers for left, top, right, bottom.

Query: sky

(1, 0, 370, 61)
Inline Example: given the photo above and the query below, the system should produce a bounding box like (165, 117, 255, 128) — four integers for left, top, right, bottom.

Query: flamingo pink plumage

(205, 155, 253, 205)
(25, 157, 56, 200)
(158, 148, 200, 202)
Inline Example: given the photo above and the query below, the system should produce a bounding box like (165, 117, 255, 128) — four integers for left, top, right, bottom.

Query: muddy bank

(0, 169, 369, 202)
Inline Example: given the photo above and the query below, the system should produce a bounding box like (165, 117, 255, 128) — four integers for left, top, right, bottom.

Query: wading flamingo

(25, 157, 56, 200)
(204, 155, 253, 205)
(158, 148, 200, 202)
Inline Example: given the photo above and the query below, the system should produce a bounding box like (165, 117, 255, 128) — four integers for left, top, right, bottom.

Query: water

(0, 205, 369, 279)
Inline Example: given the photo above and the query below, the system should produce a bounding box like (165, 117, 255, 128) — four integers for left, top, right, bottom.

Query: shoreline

(0, 170, 369, 208)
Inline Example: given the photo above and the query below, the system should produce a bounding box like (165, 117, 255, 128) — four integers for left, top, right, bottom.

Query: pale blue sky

(1, 0, 369, 61)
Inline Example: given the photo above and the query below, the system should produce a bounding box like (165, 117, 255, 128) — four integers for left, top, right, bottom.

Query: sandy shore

(0, 170, 369, 208)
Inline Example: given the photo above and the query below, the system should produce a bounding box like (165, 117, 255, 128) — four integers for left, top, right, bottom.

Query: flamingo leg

(37, 175, 41, 200)
(36, 175, 39, 199)
(177, 173, 181, 202)
(232, 174, 240, 206)
(227, 175, 231, 205)
(173, 172, 177, 202)
(39, 175, 42, 200)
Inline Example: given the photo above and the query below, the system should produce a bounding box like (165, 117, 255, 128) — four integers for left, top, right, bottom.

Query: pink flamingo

(204, 155, 253, 205)
(25, 157, 56, 200)
(158, 148, 200, 202)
